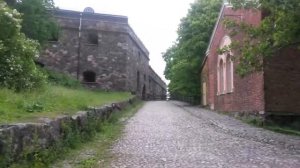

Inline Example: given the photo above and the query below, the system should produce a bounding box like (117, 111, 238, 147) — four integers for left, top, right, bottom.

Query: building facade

(40, 9, 166, 100)
(200, 4, 300, 117)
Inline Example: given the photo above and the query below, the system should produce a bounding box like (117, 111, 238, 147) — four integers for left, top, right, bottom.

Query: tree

(163, 0, 222, 98)
(5, 0, 58, 46)
(0, 0, 46, 91)
(224, 0, 300, 76)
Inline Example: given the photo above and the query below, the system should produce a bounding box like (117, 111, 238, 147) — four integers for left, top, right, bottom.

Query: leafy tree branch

(225, 0, 300, 76)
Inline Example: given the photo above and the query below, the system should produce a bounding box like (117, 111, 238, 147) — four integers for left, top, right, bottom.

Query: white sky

(54, 0, 195, 82)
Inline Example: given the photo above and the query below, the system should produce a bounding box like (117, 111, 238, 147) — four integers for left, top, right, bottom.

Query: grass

(245, 118, 300, 136)
(0, 84, 133, 124)
(48, 101, 143, 168)
(264, 125, 300, 136)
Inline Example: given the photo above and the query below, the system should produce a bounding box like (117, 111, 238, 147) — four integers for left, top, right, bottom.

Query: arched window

(218, 35, 234, 95)
(83, 71, 96, 83)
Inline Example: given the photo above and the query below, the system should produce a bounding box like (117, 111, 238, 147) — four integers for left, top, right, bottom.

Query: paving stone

(110, 101, 300, 168)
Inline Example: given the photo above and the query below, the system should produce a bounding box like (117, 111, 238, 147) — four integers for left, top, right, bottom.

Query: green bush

(0, 1, 46, 91)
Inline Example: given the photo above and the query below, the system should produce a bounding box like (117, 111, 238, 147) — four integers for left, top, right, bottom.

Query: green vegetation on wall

(163, 0, 222, 98)
(225, 0, 300, 76)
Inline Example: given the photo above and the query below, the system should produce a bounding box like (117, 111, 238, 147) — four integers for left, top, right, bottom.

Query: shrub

(0, 1, 46, 91)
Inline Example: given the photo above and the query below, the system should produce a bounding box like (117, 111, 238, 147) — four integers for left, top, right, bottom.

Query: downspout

(77, 12, 83, 80)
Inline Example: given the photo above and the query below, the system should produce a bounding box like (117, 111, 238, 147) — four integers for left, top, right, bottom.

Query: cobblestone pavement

(110, 101, 300, 168)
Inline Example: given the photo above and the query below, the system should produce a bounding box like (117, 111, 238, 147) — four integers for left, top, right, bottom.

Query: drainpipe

(77, 12, 83, 80)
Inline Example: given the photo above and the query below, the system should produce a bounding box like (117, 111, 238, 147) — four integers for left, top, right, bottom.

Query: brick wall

(264, 46, 300, 115)
(205, 6, 265, 113)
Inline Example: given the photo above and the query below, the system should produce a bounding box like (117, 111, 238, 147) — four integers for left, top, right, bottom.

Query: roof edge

(205, 4, 226, 56)
(53, 9, 128, 20)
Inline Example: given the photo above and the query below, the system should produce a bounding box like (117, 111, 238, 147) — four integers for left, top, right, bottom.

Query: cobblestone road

(110, 101, 300, 168)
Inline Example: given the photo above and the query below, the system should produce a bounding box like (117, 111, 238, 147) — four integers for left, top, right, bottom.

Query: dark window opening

(137, 71, 140, 91)
(142, 85, 146, 100)
(83, 71, 96, 83)
(34, 61, 45, 67)
(87, 32, 98, 45)
(138, 51, 141, 61)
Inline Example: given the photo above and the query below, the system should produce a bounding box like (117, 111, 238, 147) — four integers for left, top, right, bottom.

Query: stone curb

(0, 96, 137, 165)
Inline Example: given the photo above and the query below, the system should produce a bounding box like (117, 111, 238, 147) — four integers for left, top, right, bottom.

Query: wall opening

(87, 32, 98, 45)
(34, 61, 45, 67)
(138, 51, 141, 61)
(136, 71, 140, 92)
(142, 85, 146, 100)
(83, 71, 96, 83)
(219, 59, 224, 94)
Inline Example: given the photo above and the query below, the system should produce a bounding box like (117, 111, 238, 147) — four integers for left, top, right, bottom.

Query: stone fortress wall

(40, 9, 166, 100)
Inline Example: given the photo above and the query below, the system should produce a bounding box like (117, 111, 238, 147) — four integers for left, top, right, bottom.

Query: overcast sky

(54, 0, 195, 82)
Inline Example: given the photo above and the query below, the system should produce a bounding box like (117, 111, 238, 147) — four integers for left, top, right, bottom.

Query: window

(83, 71, 96, 82)
(218, 35, 234, 95)
(138, 51, 141, 61)
(218, 59, 224, 94)
(226, 55, 233, 92)
(136, 71, 140, 91)
(87, 32, 98, 45)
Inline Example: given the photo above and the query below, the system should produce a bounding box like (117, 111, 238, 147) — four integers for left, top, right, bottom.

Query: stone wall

(148, 67, 167, 100)
(125, 32, 150, 97)
(40, 9, 166, 98)
(0, 97, 137, 166)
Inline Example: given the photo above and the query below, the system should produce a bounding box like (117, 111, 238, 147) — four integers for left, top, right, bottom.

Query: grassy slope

(0, 85, 132, 124)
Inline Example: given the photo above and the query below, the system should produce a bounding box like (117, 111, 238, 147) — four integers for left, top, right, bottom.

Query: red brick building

(200, 4, 300, 117)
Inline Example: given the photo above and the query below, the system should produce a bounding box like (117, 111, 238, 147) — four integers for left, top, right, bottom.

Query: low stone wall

(0, 97, 137, 166)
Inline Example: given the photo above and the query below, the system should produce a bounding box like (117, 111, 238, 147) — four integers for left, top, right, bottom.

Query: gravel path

(110, 101, 300, 168)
